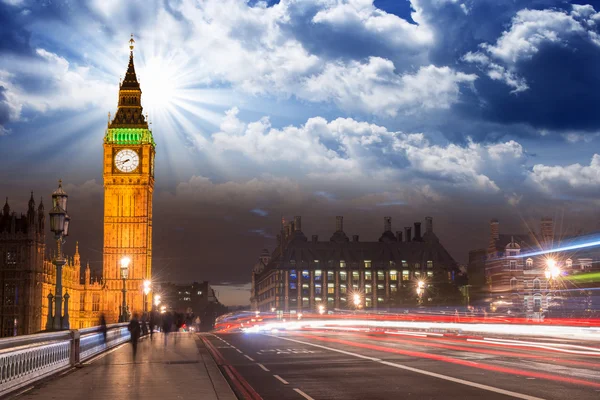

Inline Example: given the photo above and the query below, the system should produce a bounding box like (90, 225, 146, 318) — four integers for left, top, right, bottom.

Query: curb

(200, 335, 263, 400)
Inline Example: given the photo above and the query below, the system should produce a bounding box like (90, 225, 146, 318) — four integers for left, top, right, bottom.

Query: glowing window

(364, 260, 372, 269)
(402, 270, 410, 281)
(390, 270, 398, 281)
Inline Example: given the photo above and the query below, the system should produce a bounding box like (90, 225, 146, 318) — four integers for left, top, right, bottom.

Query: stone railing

(0, 323, 131, 397)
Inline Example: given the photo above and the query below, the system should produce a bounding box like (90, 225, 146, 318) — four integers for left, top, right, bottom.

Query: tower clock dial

(114, 149, 140, 173)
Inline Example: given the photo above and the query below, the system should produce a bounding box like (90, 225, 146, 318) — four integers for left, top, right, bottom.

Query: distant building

(467, 248, 487, 303)
(157, 281, 218, 315)
(251, 216, 461, 313)
(0, 195, 102, 337)
(477, 218, 600, 315)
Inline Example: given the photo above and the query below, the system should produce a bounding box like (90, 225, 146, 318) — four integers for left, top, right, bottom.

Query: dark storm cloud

(0, 87, 12, 134)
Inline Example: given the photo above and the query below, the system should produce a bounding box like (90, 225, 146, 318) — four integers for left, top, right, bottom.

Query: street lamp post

(544, 258, 561, 312)
(143, 280, 151, 313)
(48, 180, 71, 331)
(119, 257, 131, 322)
(353, 293, 362, 310)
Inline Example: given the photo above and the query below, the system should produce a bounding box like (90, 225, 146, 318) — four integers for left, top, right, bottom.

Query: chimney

(396, 231, 403, 242)
(312, 235, 318, 243)
(336, 216, 344, 232)
(384, 216, 392, 232)
(294, 216, 302, 231)
(404, 227, 411, 242)
(490, 219, 499, 240)
(540, 217, 554, 247)
(352, 235, 359, 242)
(414, 222, 422, 241)
(425, 217, 433, 233)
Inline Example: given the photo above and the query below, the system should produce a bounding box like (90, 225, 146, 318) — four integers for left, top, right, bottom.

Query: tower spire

(108, 34, 147, 129)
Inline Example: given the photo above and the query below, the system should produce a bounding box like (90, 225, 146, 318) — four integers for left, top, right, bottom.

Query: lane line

(236, 348, 243, 354)
(245, 355, 256, 361)
(273, 374, 289, 385)
(268, 335, 544, 400)
(257, 363, 270, 372)
(293, 388, 315, 400)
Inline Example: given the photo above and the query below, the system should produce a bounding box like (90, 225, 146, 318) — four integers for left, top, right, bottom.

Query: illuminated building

(0, 196, 101, 337)
(479, 218, 599, 315)
(102, 36, 155, 322)
(251, 216, 460, 313)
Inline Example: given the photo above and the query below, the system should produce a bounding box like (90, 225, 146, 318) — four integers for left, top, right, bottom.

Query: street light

(119, 256, 131, 322)
(353, 293, 362, 309)
(154, 294, 161, 307)
(47, 180, 71, 331)
(416, 280, 425, 305)
(143, 280, 151, 313)
(318, 304, 325, 315)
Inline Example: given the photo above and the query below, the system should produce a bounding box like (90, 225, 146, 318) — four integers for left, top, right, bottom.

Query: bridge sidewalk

(12, 332, 237, 400)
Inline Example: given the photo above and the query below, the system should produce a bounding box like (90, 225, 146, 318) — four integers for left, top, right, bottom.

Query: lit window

(414, 271, 421, 278)
(365, 271, 372, 280)
(92, 294, 100, 312)
(302, 283, 309, 289)
(364, 260, 372, 269)
(290, 283, 297, 290)
(390, 270, 398, 281)
(315, 270, 322, 280)
(327, 283, 335, 294)
(526, 258, 533, 269)
(427, 261, 433, 269)
(339, 271, 347, 281)
(427, 271, 433, 277)
(377, 297, 384, 303)
(290, 270, 297, 280)
(402, 270, 409, 281)
(327, 297, 334, 306)
(402, 260, 408, 268)
(365, 297, 372, 308)
(340, 284, 347, 294)
(315, 284, 322, 295)
(340, 260, 346, 268)
(302, 297, 309, 307)
(302, 270, 310, 279)
(315, 297, 322, 302)
(377, 284, 384, 290)
(365, 284, 372, 294)
(197, 291, 202, 295)
(390, 284, 398, 293)
(389, 261, 396, 267)
(352, 271, 359, 281)
(377, 271, 385, 281)
(352, 284, 359, 291)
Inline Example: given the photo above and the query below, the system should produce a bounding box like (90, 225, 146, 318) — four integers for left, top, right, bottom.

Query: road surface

(204, 329, 600, 400)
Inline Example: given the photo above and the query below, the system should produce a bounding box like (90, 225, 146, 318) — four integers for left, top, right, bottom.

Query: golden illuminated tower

(103, 36, 155, 322)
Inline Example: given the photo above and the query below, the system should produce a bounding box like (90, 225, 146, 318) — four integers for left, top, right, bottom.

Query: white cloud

(207, 108, 525, 193)
(529, 154, 600, 195)
(301, 58, 477, 116)
(312, 0, 434, 50)
(464, 6, 600, 93)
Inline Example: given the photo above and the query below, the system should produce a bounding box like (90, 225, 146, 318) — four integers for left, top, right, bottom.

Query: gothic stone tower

(103, 37, 155, 322)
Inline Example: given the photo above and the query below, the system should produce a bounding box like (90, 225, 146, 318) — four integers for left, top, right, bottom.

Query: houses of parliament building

(0, 37, 155, 337)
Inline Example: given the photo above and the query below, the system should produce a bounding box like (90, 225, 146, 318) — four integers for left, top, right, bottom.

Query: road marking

(236, 349, 243, 354)
(293, 388, 315, 400)
(273, 374, 289, 385)
(257, 363, 270, 371)
(269, 335, 544, 400)
(244, 354, 255, 361)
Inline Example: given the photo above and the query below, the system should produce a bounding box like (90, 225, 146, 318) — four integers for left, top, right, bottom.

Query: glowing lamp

(143, 280, 151, 295)
(120, 256, 131, 279)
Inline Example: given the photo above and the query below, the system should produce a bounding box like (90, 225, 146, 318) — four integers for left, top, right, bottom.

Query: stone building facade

(0, 196, 102, 337)
(251, 216, 460, 313)
(479, 218, 599, 315)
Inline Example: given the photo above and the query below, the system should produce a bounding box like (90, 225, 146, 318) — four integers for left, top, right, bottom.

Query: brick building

(251, 216, 460, 313)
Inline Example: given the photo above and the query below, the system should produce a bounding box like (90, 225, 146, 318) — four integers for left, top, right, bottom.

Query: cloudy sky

(1, 0, 600, 306)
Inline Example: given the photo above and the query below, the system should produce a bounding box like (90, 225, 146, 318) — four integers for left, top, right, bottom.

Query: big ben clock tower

(103, 36, 155, 322)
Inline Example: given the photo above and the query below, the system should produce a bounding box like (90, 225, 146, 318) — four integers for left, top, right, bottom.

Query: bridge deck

(12, 333, 236, 400)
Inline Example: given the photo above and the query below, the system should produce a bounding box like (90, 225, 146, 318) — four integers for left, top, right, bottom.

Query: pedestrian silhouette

(149, 311, 156, 341)
(128, 313, 141, 361)
(162, 312, 172, 347)
(99, 314, 108, 344)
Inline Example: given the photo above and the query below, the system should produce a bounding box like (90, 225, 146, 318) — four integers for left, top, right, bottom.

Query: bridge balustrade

(0, 323, 131, 397)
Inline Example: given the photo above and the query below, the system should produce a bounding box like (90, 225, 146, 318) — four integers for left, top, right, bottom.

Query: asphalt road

(204, 330, 600, 400)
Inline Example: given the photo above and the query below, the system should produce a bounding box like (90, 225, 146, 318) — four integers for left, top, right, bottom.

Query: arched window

(533, 278, 541, 290)
(534, 295, 542, 311)
(526, 258, 533, 269)
(510, 278, 517, 290)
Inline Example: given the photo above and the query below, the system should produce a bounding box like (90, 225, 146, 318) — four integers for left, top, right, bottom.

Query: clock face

(114, 149, 140, 173)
